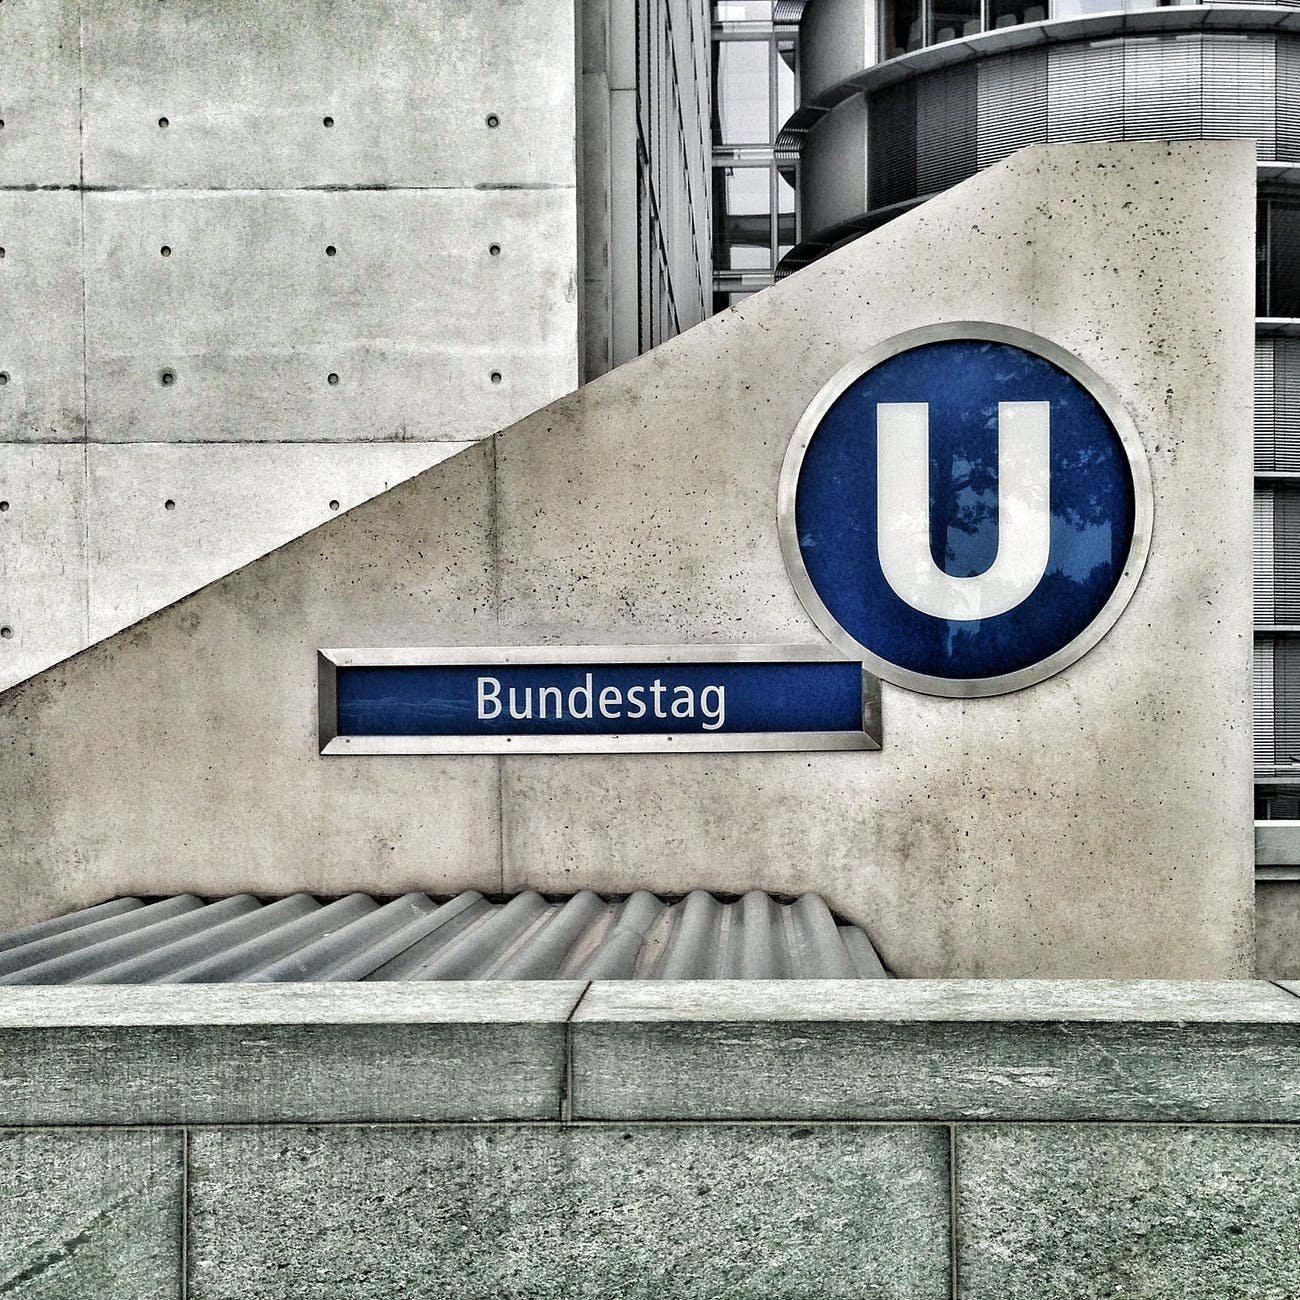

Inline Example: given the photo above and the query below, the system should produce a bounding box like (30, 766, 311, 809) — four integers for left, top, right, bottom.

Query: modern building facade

(0, 0, 711, 692)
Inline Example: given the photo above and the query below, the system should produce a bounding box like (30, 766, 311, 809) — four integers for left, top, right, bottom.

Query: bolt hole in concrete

(327, 372, 339, 386)
(0, 501, 9, 512)
(0, 373, 8, 386)
(329, 499, 340, 511)
(160, 245, 171, 257)
(0, 248, 6, 258)
(158, 116, 169, 128)
(486, 113, 500, 128)
(490, 371, 502, 384)
(163, 499, 176, 511)
(325, 245, 337, 256)
(323, 116, 334, 128)
(160, 369, 175, 386)
(0, 628, 11, 640)
(489, 243, 501, 256)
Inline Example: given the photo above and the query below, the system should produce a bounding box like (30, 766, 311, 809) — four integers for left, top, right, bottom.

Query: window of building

(710, 3, 801, 310)
(880, 0, 1175, 59)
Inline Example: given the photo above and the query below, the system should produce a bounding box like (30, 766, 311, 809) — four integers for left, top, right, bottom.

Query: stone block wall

(4, 981, 1300, 1296)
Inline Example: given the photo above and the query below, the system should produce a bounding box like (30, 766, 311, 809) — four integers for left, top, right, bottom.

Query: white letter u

(876, 401, 1051, 621)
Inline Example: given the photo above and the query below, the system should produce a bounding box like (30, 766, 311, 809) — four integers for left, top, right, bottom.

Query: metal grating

(0, 890, 890, 984)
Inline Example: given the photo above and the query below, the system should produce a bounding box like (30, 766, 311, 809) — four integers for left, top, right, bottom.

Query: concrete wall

(0, 141, 1256, 978)
(4, 980, 1300, 1295)
(0, 0, 582, 690)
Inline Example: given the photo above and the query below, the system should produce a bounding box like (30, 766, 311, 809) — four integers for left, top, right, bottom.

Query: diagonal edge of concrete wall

(0, 140, 1257, 977)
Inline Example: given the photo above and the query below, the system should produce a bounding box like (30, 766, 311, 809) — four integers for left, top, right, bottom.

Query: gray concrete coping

(5, 980, 1300, 1127)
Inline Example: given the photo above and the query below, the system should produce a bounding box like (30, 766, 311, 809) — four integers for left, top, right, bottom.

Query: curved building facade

(777, 1, 1300, 834)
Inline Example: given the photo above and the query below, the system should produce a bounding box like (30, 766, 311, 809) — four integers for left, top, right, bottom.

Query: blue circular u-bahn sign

(778, 324, 1153, 697)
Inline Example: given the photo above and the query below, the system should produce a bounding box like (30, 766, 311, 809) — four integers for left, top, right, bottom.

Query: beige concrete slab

(0, 443, 87, 691)
(0, 193, 85, 442)
(573, 979, 1300, 1023)
(0, 981, 587, 1027)
(86, 441, 470, 640)
(0, 440, 502, 927)
(81, 0, 577, 189)
(497, 140, 1256, 977)
(84, 189, 579, 443)
(0, 0, 81, 186)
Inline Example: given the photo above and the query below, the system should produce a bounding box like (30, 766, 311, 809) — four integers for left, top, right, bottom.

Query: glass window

(1263, 201, 1300, 319)
(714, 1, 774, 19)
(988, 0, 1042, 30)
(930, 0, 980, 44)
(713, 39, 771, 144)
(713, 165, 773, 270)
(881, 0, 923, 59)
(776, 39, 797, 128)
(776, 165, 797, 259)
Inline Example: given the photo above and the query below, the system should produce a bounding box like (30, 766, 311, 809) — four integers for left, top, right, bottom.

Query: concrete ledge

(0, 982, 586, 1125)
(6, 980, 1300, 1126)
(570, 980, 1300, 1122)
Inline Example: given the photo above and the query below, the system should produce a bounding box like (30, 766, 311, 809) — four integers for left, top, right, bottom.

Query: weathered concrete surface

(0, 444, 88, 685)
(0, 0, 81, 187)
(0, 141, 1256, 976)
(0, 1128, 182, 1300)
(1256, 881, 1300, 977)
(82, 190, 579, 444)
(81, 0, 577, 189)
(0, 983, 585, 1125)
(84, 442, 469, 641)
(186, 1124, 950, 1300)
(0, 0, 584, 691)
(956, 1125, 1300, 1300)
(0, 193, 84, 443)
(569, 979, 1300, 1122)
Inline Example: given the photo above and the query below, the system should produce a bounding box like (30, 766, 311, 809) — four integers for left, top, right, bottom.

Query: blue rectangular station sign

(318, 647, 880, 754)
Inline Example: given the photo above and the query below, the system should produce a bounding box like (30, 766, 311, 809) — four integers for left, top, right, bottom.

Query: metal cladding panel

(868, 80, 917, 211)
(977, 49, 1047, 170)
(1122, 38, 1203, 142)
(0, 891, 890, 984)
(1257, 487, 1277, 623)
(1046, 40, 1123, 145)
(1258, 486, 1300, 624)
(1257, 337, 1278, 469)
(916, 64, 978, 194)
(1203, 35, 1276, 159)
(1256, 638, 1277, 770)
(1279, 39, 1300, 164)
(1259, 336, 1300, 471)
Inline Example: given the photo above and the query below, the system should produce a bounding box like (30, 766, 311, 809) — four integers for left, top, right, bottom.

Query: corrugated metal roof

(0, 890, 889, 983)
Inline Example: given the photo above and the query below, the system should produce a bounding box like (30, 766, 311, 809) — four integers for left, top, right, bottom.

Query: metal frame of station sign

(318, 646, 881, 755)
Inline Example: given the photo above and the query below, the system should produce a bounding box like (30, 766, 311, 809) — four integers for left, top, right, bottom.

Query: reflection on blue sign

(783, 330, 1149, 695)
(336, 660, 865, 739)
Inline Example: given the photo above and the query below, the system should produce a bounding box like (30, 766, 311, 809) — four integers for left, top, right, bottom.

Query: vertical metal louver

(1257, 638, 1300, 769)
(977, 50, 1047, 170)
(1257, 337, 1300, 469)
(1278, 39, 1300, 163)
(1257, 488, 1277, 623)
(917, 65, 978, 194)
(1047, 41, 1123, 144)
(1258, 486, 1300, 623)
(1123, 38, 1202, 142)
(868, 80, 917, 210)
(1203, 36, 1276, 160)
(1256, 639, 1277, 770)
(1257, 337, 1277, 467)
